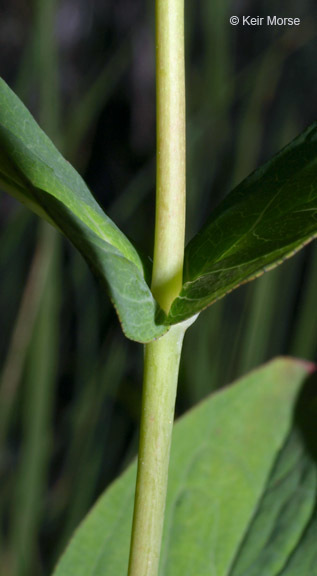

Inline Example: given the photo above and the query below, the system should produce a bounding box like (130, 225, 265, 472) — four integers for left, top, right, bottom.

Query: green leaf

(52, 358, 317, 575)
(168, 124, 317, 323)
(0, 78, 167, 343)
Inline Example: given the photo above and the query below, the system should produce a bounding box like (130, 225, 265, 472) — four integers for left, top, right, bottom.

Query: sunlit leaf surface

(53, 358, 317, 575)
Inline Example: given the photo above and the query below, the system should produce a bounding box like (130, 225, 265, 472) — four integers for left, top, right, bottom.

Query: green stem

(128, 1, 186, 574)
(128, 322, 188, 576)
(152, 0, 186, 312)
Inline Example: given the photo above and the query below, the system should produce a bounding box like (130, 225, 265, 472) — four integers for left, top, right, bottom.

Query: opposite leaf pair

(0, 77, 317, 342)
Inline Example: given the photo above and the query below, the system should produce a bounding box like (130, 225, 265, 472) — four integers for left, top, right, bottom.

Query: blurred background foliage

(0, 0, 316, 574)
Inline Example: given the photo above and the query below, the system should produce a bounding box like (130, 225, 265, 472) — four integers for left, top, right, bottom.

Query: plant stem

(152, 0, 186, 312)
(128, 322, 187, 576)
(128, 1, 186, 574)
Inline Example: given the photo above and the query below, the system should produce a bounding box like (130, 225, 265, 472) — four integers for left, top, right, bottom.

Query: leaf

(0, 78, 167, 343)
(168, 124, 317, 324)
(52, 358, 317, 575)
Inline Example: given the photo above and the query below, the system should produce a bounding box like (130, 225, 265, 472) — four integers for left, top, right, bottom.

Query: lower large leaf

(53, 358, 317, 575)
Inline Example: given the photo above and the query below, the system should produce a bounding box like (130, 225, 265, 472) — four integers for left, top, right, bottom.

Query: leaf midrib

(184, 154, 317, 283)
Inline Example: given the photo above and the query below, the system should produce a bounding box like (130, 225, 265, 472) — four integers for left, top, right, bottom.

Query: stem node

(128, 1, 186, 572)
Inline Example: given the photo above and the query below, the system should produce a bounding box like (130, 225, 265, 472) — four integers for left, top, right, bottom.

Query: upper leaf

(0, 78, 167, 342)
(52, 358, 317, 575)
(168, 124, 317, 324)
